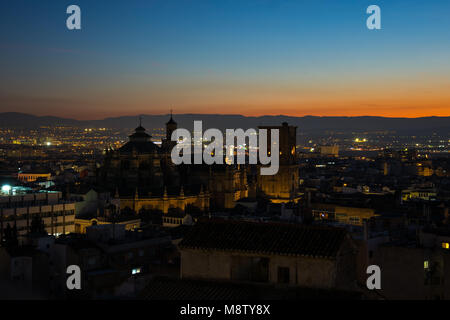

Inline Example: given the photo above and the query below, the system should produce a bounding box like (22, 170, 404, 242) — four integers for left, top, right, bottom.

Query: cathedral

(97, 115, 302, 216)
(97, 115, 249, 214)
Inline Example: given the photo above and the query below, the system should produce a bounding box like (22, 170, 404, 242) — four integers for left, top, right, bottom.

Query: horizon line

(1, 111, 450, 122)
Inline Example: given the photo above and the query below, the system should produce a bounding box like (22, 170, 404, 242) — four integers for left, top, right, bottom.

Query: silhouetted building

(179, 219, 357, 291)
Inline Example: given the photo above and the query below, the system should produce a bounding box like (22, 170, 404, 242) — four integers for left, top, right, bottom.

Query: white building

(0, 191, 76, 243)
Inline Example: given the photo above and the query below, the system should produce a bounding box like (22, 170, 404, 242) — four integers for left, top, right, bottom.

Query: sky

(1, 0, 450, 120)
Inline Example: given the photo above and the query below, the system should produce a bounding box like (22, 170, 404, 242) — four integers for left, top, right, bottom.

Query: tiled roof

(139, 278, 362, 300)
(179, 219, 348, 258)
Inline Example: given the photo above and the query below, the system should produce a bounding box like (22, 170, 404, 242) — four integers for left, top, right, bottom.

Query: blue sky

(1, 0, 450, 119)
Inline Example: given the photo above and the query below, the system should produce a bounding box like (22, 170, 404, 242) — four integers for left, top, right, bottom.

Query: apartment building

(0, 191, 76, 243)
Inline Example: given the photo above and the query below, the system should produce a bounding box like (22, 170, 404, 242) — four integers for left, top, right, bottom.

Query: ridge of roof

(179, 219, 348, 258)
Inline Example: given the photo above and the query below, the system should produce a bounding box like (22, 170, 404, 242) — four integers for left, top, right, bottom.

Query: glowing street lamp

(1, 185, 12, 194)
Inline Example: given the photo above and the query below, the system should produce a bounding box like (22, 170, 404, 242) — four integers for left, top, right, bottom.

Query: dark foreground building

(178, 219, 358, 292)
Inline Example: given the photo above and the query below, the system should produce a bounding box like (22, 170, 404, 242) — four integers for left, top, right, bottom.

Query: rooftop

(139, 277, 362, 300)
(179, 219, 349, 258)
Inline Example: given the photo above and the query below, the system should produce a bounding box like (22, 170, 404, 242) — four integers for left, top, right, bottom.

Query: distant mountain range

(0, 112, 449, 135)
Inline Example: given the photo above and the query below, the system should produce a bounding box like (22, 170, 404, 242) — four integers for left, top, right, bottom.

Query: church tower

(166, 110, 177, 141)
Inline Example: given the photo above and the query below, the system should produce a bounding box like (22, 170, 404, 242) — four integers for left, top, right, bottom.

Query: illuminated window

(424, 261, 429, 269)
(442, 243, 450, 250)
(132, 268, 141, 275)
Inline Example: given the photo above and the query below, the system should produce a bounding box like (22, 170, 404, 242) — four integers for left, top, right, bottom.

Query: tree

(3, 223, 18, 248)
(138, 208, 163, 225)
(30, 215, 47, 235)
(185, 204, 203, 216)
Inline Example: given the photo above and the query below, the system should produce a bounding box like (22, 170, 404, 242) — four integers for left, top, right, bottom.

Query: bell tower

(166, 110, 177, 141)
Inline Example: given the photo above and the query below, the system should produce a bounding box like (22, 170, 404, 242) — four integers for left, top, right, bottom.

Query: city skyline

(1, 0, 450, 303)
(1, 0, 450, 119)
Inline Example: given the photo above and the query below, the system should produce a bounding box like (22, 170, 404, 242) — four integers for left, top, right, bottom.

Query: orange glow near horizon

(2, 72, 450, 120)
(37, 103, 450, 120)
(6, 101, 449, 120)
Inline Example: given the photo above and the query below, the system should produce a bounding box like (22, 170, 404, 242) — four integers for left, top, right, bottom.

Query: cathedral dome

(134, 125, 146, 132)
(166, 115, 177, 126)
(118, 124, 160, 154)
(129, 125, 151, 142)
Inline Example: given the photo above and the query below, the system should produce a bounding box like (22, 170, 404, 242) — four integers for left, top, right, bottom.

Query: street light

(1, 185, 12, 195)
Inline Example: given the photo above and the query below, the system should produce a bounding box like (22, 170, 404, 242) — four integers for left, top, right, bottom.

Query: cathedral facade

(97, 116, 301, 215)
(97, 115, 249, 214)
